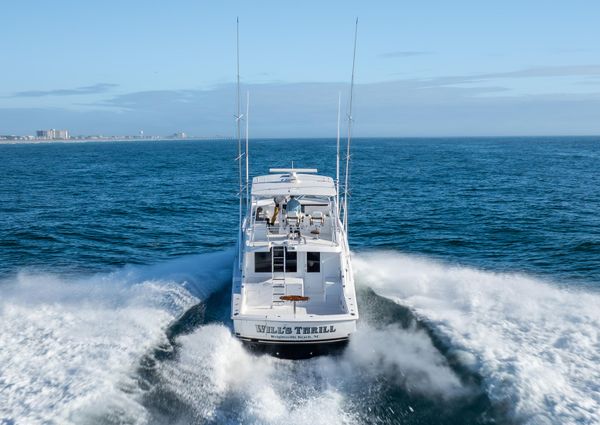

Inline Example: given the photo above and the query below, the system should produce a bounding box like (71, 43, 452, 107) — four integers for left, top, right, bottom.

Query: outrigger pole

(336, 92, 341, 215)
(245, 91, 250, 212)
(236, 17, 243, 229)
(343, 18, 358, 231)
(235, 17, 246, 270)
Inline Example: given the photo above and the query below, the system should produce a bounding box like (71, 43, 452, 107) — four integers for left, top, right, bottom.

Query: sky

(2, 0, 600, 137)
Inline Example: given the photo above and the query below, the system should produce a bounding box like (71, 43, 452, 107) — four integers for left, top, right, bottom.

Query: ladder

(271, 246, 286, 306)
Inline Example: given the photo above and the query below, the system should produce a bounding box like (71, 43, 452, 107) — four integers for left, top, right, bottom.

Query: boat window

(286, 250, 297, 273)
(255, 252, 271, 273)
(256, 248, 298, 273)
(307, 252, 320, 273)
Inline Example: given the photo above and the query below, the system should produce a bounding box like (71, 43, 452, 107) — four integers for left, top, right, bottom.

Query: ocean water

(1, 137, 599, 425)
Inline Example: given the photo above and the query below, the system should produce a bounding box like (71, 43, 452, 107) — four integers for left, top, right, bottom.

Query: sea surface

(1, 137, 599, 425)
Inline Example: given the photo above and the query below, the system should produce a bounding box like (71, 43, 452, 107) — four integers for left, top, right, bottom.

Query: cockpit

(248, 195, 338, 244)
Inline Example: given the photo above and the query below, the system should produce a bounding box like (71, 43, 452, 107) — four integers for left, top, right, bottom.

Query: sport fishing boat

(231, 19, 359, 358)
(231, 168, 358, 357)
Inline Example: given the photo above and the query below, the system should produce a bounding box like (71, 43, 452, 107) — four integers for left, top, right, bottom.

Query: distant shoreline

(0, 137, 232, 145)
(1, 135, 599, 146)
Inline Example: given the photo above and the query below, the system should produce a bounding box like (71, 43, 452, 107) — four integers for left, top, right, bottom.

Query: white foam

(9, 247, 593, 424)
(155, 324, 357, 425)
(151, 315, 469, 425)
(345, 323, 468, 399)
(0, 250, 233, 425)
(354, 251, 600, 425)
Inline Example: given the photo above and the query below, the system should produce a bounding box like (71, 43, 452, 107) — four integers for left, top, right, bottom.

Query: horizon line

(2, 134, 600, 144)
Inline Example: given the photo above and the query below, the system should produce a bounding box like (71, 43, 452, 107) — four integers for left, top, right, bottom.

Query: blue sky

(2, 0, 600, 137)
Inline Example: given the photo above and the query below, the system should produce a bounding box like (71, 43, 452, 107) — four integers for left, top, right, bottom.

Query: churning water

(1, 137, 599, 424)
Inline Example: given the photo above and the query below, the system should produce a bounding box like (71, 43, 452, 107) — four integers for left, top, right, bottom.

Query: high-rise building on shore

(53, 129, 69, 139)
(36, 129, 69, 139)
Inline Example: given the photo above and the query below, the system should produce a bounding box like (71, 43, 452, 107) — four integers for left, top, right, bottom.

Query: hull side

(240, 336, 348, 359)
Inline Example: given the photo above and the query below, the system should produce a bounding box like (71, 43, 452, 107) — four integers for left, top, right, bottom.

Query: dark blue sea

(1, 137, 599, 425)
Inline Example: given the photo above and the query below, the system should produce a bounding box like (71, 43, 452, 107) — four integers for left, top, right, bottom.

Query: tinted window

(255, 252, 271, 273)
(286, 251, 297, 273)
(307, 252, 320, 273)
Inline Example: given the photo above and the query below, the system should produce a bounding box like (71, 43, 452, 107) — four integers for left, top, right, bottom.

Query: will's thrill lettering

(255, 325, 337, 334)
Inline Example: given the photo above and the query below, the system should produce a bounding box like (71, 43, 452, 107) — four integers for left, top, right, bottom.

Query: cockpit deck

(241, 276, 346, 319)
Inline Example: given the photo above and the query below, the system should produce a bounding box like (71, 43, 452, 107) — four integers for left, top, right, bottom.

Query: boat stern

(232, 315, 357, 358)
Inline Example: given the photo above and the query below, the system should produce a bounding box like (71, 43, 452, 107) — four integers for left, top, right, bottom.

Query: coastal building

(1, 135, 35, 141)
(53, 129, 69, 139)
(36, 129, 69, 140)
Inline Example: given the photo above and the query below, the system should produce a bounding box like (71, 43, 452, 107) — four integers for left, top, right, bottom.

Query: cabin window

(255, 252, 271, 273)
(307, 252, 320, 273)
(256, 248, 297, 273)
(286, 251, 297, 273)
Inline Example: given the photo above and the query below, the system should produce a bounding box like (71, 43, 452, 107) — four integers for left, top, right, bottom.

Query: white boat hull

(233, 316, 356, 358)
(233, 317, 356, 344)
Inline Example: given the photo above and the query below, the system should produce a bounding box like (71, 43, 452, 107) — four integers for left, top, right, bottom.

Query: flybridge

(251, 173, 336, 197)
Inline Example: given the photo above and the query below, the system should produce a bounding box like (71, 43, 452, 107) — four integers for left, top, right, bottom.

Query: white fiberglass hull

(233, 315, 356, 358)
(233, 317, 357, 344)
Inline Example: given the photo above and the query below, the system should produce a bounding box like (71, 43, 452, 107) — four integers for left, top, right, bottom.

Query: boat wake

(137, 286, 483, 425)
(355, 251, 600, 425)
(0, 251, 232, 425)
(1, 250, 597, 424)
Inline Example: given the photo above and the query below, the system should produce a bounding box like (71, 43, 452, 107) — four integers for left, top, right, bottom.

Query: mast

(336, 92, 341, 215)
(343, 18, 358, 231)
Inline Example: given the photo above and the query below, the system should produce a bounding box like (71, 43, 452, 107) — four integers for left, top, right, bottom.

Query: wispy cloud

(379, 51, 432, 59)
(4, 77, 600, 137)
(392, 64, 600, 85)
(476, 65, 600, 79)
(12, 83, 118, 98)
(4, 65, 600, 137)
(421, 65, 600, 87)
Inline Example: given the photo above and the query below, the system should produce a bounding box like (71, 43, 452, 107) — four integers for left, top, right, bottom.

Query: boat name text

(255, 325, 337, 335)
